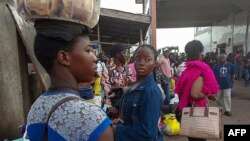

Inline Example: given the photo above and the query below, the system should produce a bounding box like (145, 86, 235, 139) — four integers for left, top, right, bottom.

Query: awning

(90, 8, 151, 50)
(157, 0, 250, 28)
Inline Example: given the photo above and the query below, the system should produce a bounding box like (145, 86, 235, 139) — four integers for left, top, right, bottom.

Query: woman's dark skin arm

(191, 76, 205, 100)
(97, 126, 114, 141)
(191, 76, 216, 101)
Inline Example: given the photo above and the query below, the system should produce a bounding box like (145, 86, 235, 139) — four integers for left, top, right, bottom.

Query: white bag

(179, 101, 222, 139)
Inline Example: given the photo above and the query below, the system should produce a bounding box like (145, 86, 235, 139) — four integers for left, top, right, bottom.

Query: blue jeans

(162, 76, 171, 104)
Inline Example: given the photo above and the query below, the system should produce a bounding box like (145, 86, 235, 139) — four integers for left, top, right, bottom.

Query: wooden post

(140, 27, 143, 45)
(150, 0, 157, 48)
(97, 23, 101, 53)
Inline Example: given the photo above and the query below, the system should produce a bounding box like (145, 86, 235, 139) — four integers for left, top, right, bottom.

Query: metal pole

(97, 24, 100, 42)
(150, 0, 157, 48)
(140, 27, 143, 45)
(142, 0, 145, 14)
(97, 24, 101, 53)
(245, 15, 249, 55)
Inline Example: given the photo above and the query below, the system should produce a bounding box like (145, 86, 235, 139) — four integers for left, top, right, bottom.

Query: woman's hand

(191, 76, 205, 100)
(112, 118, 124, 125)
(207, 95, 217, 101)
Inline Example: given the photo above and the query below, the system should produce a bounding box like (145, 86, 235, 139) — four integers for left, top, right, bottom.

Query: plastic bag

(162, 114, 180, 135)
(170, 94, 179, 104)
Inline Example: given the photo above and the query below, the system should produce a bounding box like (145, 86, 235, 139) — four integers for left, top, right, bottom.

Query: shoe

(224, 111, 232, 116)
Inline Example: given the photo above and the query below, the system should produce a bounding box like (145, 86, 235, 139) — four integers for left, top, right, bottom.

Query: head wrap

(34, 19, 92, 42)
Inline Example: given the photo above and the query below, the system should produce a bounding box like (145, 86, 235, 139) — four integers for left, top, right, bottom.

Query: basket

(15, 0, 100, 28)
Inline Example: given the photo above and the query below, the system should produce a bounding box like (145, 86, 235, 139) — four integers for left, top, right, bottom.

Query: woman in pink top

(175, 40, 219, 141)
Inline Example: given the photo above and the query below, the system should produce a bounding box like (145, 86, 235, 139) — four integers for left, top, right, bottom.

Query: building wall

(143, 0, 150, 14)
(211, 14, 234, 54)
(195, 10, 250, 55)
(143, 0, 154, 47)
(194, 27, 212, 53)
(233, 11, 249, 54)
(0, 0, 26, 139)
(248, 18, 250, 54)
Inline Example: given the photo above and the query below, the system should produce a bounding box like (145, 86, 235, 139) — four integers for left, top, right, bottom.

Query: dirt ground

(164, 80, 250, 141)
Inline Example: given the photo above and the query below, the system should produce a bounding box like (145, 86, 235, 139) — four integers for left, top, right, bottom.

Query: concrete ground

(164, 80, 250, 141)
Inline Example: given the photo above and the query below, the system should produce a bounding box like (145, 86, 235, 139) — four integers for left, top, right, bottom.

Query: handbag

(179, 98, 222, 139)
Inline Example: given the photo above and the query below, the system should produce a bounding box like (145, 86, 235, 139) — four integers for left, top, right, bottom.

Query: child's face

(68, 36, 97, 83)
(134, 47, 155, 79)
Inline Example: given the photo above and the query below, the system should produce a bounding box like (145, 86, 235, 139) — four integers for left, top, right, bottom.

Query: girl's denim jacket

(115, 74, 164, 141)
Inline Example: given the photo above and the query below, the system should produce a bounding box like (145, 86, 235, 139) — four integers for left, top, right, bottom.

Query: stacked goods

(15, 0, 100, 28)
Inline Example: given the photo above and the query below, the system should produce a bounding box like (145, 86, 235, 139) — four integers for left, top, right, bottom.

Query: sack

(179, 99, 222, 139)
(162, 114, 180, 135)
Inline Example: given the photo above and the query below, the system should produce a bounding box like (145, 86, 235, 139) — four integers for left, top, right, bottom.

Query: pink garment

(127, 63, 136, 81)
(159, 56, 172, 77)
(175, 60, 219, 111)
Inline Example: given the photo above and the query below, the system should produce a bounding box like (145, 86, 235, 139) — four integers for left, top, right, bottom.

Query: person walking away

(175, 40, 219, 141)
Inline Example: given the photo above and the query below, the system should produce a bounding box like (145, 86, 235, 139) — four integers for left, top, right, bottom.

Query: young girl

(113, 44, 164, 141)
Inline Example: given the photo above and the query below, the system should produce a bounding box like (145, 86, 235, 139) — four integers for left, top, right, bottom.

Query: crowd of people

(17, 4, 250, 141)
(203, 50, 250, 87)
(22, 32, 250, 141)
(21, 23, 250, 140)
